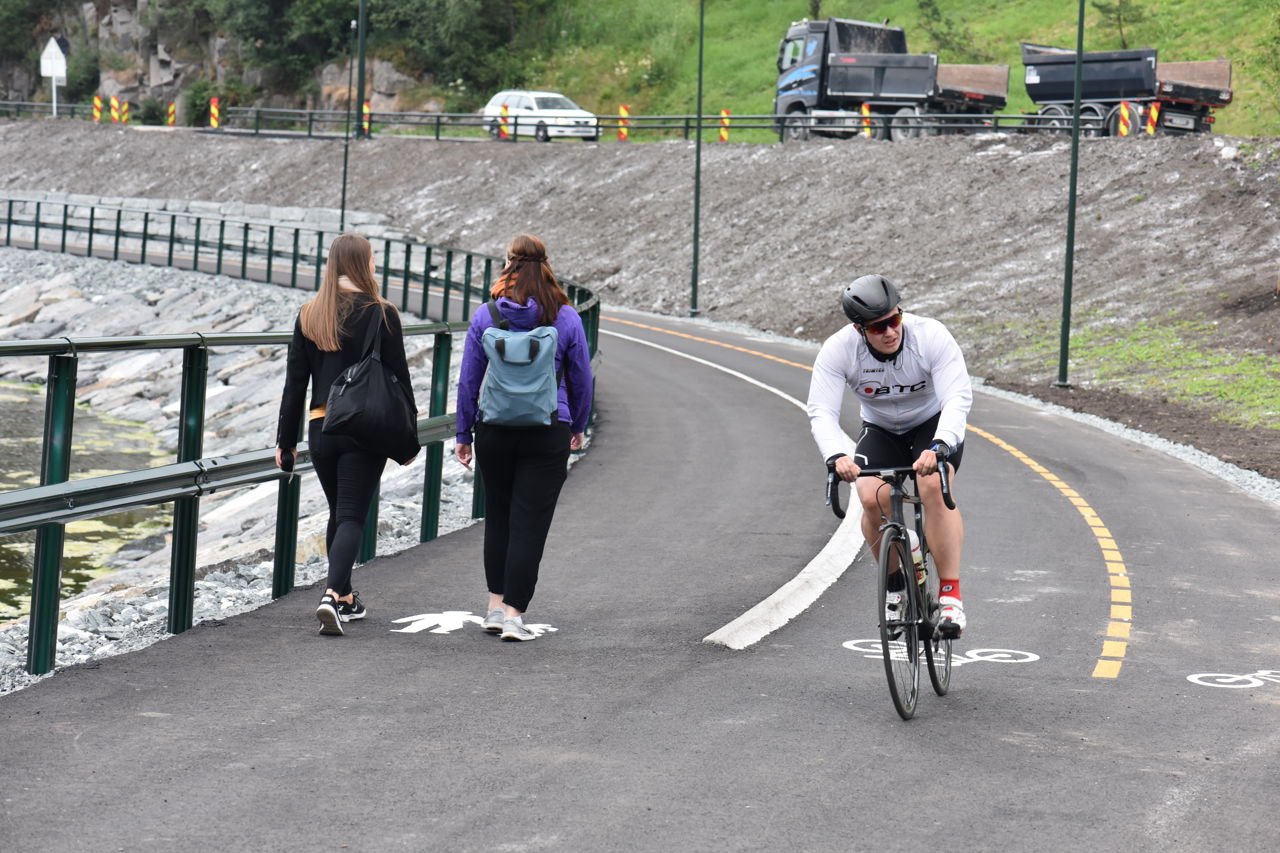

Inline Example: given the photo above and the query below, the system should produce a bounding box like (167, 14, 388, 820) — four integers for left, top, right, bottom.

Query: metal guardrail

(217, 107, 1057, 141)
(1, 99, 1092, 141)
(0, 195, 600, 326)
(0, 197, 601, 675)
(0, 100, 97, 121)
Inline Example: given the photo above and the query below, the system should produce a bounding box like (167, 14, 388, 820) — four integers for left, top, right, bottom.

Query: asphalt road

(1, 306, 1276, 852)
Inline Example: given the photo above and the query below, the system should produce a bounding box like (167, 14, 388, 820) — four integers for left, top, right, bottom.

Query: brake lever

(825, 465, 846, 519)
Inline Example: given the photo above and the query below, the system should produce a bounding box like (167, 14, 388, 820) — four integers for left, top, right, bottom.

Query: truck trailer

(775, 18, 1008, 142)
(1022, 43, 1232, 136)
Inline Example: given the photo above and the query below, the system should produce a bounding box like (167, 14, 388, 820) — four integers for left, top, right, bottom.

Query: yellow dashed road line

(604, 314, 1130, 679)
(603, 316, 814, 371)
(967, 426, 1131, 679)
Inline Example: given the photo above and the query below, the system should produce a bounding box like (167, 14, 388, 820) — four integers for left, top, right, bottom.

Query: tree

(1090, 0, 1150, 50)
(809, 1, 822, 21)
(140, 0, 219, 50)
(915, 0, 993, 63)
(0, 0, 77, 65)
(203, 0, 353, 90)
(370, 0, 551, 95)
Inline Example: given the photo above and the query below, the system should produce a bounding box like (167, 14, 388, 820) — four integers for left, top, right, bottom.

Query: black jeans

(474, 421, 571, 613)
(308, 420, 386, 596)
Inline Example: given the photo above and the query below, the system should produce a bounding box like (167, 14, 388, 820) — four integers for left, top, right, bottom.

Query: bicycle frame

(862, 468, 926, 585)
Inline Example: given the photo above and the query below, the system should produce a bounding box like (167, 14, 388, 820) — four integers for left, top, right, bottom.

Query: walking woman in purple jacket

(455, 234, 593, 641)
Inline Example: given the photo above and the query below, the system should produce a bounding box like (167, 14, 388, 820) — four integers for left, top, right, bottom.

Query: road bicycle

(827, 451, 957, 720)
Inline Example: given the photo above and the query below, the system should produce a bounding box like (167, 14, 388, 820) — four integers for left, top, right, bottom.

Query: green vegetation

(3, 0, 1275, 136)
(1091, 0, 1151, 50)
(522, 0, 1274, 138)
(1070, 317, 1280, 429)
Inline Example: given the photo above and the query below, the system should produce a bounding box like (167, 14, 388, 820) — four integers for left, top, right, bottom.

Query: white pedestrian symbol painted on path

(390, 610, 559, 637)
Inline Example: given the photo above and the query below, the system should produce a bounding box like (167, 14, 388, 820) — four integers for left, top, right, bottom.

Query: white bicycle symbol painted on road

(1186, 669, 1280, 689)
(842, 639, 1039, 666)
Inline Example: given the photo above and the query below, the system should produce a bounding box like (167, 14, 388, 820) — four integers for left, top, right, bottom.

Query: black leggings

(308, 420, 386, 596)
(474, 422, 571, 613)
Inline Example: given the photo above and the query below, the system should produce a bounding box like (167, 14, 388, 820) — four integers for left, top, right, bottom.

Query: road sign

(40, 38, 67, 84)
(40, 38, 67, 117)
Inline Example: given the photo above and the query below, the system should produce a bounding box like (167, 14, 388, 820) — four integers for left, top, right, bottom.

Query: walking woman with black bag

(276, 233, 419, 636)
(455, 234, 593, 641)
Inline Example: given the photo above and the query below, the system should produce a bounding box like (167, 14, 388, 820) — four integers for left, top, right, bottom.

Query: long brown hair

(300, 233, 388, 351)
(490, 234, 570, 326)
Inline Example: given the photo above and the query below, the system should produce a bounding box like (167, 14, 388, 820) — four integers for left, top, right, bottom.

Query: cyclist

(806, 274, 972, 637)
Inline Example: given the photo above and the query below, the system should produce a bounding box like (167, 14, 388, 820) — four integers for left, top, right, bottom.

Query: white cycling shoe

(884, 591, 904, 640)
(938, 596, 966, 638)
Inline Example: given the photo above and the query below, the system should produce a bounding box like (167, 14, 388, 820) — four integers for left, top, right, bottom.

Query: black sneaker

(338, 591, 367, 622)
(316, 594, 344, 636)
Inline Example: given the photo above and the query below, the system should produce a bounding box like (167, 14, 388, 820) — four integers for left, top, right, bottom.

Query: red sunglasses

(860, 309, 903, 335)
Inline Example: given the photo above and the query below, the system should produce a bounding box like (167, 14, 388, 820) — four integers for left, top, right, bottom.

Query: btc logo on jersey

(858, 380, 927, 397)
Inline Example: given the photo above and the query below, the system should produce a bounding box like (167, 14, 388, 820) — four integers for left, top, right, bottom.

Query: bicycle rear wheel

(878, 530, 919, 720)
(921, 547, 953, 695)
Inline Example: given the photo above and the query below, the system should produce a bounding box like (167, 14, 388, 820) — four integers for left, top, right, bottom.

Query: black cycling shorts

(854, 411, 964, 473)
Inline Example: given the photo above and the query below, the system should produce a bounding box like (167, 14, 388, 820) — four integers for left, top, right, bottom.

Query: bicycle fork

(880, 519, 934, 639)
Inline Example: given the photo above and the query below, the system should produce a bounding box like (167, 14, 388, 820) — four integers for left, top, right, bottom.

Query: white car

(482, 90, 599, 142)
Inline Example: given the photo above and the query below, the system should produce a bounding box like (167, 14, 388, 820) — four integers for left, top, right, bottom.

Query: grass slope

(521, 0, 1276, 138)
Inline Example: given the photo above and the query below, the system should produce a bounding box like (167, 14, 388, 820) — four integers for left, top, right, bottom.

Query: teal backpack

(478, 300, 562, 426)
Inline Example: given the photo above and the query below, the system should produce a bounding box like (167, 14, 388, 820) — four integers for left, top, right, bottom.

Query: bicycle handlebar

(824, 450, 956, 519)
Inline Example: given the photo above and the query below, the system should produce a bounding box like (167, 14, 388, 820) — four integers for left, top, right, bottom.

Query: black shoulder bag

(322, 308, 420, 464)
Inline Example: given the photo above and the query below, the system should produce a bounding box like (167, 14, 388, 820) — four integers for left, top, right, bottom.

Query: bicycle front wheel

(922, 547, 953, 696)
(878, 530, 919, 720)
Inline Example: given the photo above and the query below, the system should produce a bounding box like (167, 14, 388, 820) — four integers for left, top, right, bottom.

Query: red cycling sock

(939, 579, 960, 600)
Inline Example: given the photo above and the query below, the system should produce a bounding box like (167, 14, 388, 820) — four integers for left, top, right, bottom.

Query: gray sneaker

(482, 608, 505, 633)
(500, 616, 536, 642)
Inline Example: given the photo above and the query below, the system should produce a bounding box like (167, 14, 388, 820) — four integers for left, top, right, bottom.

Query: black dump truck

(1022, 43, 1233, 136)
(775, 18, 1008, 142)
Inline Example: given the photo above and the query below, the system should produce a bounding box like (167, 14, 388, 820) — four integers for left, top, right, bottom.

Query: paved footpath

(2, 312, 1277, 852)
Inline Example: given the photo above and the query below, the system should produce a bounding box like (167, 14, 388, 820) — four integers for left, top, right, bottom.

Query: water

(0, 382, 168, 620)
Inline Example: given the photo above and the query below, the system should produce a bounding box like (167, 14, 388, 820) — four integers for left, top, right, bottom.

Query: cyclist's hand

(835, 455, 861, 482)
(912, 447, 940, 476)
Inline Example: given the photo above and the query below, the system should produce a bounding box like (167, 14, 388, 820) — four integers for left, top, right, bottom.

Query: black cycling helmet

(841, 274, 901, 325)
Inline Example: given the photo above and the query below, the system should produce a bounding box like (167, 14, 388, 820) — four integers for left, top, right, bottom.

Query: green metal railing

(2, 99, 1096, 142)
(0, 197, 601, 676)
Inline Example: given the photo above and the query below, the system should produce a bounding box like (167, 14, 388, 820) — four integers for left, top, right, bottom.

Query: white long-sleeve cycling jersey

(807, 313, 972, 462)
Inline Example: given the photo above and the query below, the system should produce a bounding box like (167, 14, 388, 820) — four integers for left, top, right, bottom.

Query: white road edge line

(602, 328, 864, 650)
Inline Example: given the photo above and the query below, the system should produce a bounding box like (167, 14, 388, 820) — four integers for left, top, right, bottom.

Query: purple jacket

(456, 296, 594, 443)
